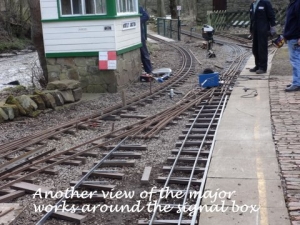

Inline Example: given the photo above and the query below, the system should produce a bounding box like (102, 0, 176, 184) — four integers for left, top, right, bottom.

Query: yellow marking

(255, 122, 268, 225)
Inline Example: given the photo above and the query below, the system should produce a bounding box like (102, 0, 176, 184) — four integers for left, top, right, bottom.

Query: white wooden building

(40, 0, 143, 93)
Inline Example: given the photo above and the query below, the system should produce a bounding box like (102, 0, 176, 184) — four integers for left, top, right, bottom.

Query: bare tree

(27, 0, 48, 86)
(170, 0, 177, 18)
(157, 0, 165, 17)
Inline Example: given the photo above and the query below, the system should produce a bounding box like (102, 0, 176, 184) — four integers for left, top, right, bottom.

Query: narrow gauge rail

(0, 32, 250, 224)
(138, 95, 228, 225)
(137, 42, 251, 224)
(31, 38, 250, 224)
(0, 35, 193, 158)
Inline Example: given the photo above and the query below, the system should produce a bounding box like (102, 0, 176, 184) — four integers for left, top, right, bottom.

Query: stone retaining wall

(46, 49, 141, 93)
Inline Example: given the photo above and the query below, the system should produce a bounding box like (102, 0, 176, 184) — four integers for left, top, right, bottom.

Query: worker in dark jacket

(283, 0, 300, 92)
(249, 0, 276, 74)
(139, 6, 152, 74)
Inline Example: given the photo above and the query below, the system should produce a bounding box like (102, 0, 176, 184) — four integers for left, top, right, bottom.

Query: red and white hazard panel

(99, 51, 117, 70)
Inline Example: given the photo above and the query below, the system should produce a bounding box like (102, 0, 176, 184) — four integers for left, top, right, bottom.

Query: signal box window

(60, 0, 106, 16)
(117, 0, 138, 14)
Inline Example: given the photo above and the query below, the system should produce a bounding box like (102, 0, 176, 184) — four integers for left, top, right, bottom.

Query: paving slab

(208, 157, 280, 179)
(212, 140, 276, 158)
(199, 206, 290, 225)
(202, 178, 286, 207)
(198, 52, 290, 224)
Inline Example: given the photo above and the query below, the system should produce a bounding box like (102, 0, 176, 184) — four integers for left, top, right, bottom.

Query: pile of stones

(0, 80, 82, 123)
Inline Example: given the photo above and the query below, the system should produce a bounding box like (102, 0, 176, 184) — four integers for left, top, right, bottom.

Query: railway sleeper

(189, 118, 219, 123)
(25, 166, 59, 175)
(46, 158, 83, 166)
(156, 177, 202, 185)
(185, 123, 218, 128)
(101, 115, 120, 121)
(5, 175, 37, 184)
(0, 190, 25, 203)
(11, 182, 51, 195)
(167, 157, 207, 163)
(120, 114, 148, 119)
(171, 149, 209, 156)
(163, 166, 205, 173)
(56, 155, 87, 164)
(63, 129, 77, 135)
(126, 106, 137, 111)
(70, 181, 115, 191)
(194, 109, 221, 113)
(178, 134, 214, 140)
(104, 145, 147, 151)
(102, 152, 142, 159)
(93, 159, 135, 167)
(182, 128, 216, 134)
(48, 135, 61, 140)
(50, 211, 87, 224)
(82, 170, 124, 179)
(64, 150, 98, 158)
(192, 113, 220, 117)
(175, 141, 212, 147)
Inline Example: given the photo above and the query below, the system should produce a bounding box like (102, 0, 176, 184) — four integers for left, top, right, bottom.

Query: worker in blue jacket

(139, 6, 152, 75)
(249, 0, 276, 74)
(283, 0, 300, 92)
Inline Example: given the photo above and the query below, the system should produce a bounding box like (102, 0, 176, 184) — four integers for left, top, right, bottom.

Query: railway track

(0, 31, 251, 224)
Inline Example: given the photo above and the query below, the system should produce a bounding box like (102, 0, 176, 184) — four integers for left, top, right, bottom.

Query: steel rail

(178, 94, 227, 225)
(35, 137, 129, 225)
(190, 95, 228, 225)
(148, 104, 206, 224)
(0, 37, 193, 156)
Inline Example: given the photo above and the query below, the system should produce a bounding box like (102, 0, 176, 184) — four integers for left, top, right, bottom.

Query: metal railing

(157, 17, 181, 41)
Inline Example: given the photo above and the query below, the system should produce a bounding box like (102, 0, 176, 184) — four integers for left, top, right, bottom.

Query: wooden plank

(11, 182, 51, 195)
(94, 160, 135, 167)
(167, 157, 207, 163)
(103, 145, 147, 150)
(175, 141, 212, 147)
(64, 151, 98, 158)
(141, 167, 152, 184)
(156, 177, 202, 185)
(171, 149, 210, 155)
(70, 181, 115, 191)
(0, 191, 25, 203)
(46, 158, 82, 166)
(120, 114, 147, 119)
(5, 176, 36, 184)
(51, 211, 87, 223)
(82, 170, 124, 179)
(162, 166, 205, 173)
(102, 152, 142, 159)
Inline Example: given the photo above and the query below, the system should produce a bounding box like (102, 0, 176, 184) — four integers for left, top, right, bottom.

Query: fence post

(157, 18, 160, 35)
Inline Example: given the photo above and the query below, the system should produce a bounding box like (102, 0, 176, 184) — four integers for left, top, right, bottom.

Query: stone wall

(46, 49, 141, 93)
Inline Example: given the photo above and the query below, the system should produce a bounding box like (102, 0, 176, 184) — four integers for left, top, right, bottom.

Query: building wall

(43, 20, 116, 54)
(40, 0, 58, 20)
(46, 49, 141, 93)
(115, 19, 141, 51)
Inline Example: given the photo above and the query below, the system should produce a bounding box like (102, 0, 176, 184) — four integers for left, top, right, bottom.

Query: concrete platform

(199, 53, 290, 224)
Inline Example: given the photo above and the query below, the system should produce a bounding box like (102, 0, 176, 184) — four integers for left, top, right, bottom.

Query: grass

(0, 37, 32, 53)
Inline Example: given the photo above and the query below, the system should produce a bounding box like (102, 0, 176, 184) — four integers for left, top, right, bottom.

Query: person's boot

(249, 67, 257, 72)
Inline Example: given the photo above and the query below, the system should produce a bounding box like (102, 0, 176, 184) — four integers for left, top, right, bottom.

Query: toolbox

(198, 72, 219, 87)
